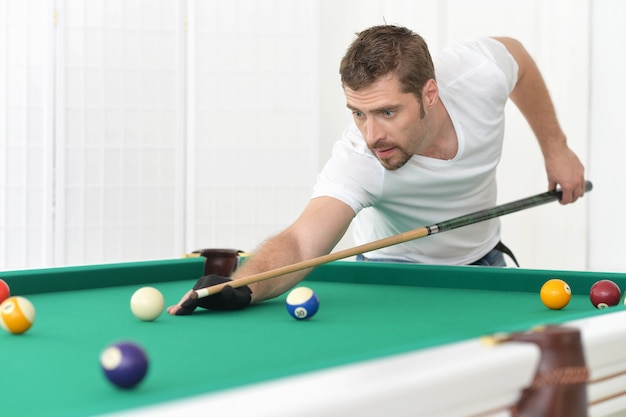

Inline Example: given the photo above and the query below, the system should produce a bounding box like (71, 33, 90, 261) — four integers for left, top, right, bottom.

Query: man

(168, 25, 585, 315)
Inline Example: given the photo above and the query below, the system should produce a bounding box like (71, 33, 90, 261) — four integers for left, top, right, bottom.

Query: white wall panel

(588, 0, 626, 272)
(0, 0, 54, 269)
(56, 0, 186, 266)
(186, 0, 320, 253)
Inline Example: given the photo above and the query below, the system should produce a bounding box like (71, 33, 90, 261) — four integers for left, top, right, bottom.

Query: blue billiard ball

(286, 287, 319, 320)
(100, 341, 149, 389)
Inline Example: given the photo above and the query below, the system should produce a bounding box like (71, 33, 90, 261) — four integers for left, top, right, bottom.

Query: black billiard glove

(176, 274, 252, 315)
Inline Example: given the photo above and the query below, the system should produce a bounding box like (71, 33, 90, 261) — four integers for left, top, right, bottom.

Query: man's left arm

(494, 36, 586, 204)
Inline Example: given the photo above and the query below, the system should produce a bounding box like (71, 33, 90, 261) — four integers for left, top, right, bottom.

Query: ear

(421, 79, 439, 108)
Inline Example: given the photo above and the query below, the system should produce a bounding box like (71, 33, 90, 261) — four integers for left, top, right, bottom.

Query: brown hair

(339, 25, 435, 99)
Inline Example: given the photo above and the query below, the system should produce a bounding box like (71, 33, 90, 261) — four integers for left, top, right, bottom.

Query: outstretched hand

(167, 274, 252, 315)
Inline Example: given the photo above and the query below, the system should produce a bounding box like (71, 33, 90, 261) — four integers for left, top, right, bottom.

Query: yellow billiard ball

(0, 296, 36, 334)
(540, 279, 572, 310)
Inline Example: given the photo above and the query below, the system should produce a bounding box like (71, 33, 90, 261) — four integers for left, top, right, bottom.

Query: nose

(363, 118, 383, 147)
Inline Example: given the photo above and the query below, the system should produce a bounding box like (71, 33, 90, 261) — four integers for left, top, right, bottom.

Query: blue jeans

(356, 247, 507, 267)
(469, 247, 507, 266)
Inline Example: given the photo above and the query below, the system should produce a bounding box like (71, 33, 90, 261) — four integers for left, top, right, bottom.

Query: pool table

(2, 257, 626, 417)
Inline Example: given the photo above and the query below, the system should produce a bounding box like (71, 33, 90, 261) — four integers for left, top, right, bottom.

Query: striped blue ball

(286, 287, 319, 320)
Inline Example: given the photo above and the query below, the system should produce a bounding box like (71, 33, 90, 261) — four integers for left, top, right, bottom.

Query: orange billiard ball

(540, 279, 572, 310)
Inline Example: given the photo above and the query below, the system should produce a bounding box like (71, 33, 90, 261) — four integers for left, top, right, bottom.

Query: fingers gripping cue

(191, 181, 593, 300)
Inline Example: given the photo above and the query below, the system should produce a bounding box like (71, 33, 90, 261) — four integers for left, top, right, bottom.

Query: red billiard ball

(0, 279, 10, 303)
(590, 280, 622, 309)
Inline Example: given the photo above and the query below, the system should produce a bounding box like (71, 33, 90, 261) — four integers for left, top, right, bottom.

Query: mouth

(374, 147, 396, 159)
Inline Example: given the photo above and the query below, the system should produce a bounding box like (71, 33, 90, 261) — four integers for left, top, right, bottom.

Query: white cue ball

(130, 287, 165, 321)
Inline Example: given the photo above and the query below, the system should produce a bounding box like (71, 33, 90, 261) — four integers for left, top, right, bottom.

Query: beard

(370, 142, 413, 170)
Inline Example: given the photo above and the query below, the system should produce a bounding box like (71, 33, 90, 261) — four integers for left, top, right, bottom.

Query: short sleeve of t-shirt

(455, 37, 518, 93)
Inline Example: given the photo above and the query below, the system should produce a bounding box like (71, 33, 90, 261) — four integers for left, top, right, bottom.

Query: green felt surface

(1, 260, 625, 416)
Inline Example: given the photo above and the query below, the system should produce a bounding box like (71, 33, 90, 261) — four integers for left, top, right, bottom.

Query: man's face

(345, 74, 430, 170)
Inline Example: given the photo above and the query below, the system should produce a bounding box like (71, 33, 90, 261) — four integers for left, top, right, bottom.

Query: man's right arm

(233, 196, 355, 303)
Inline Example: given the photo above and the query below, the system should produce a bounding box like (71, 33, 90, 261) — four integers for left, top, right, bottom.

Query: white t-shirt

(312, 37, 519, 265)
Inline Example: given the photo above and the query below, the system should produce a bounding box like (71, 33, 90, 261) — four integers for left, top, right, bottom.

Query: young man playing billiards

(167, 25, 586, 316)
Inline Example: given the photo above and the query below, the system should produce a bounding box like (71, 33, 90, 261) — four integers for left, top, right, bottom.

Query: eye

(383, 110, 395, 117)
(352, 111, 364, 118)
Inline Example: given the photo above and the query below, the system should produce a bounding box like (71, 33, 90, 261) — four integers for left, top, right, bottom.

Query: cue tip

(192, 288, 210, 299)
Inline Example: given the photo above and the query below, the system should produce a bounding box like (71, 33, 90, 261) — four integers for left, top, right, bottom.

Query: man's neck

(419, 102, 458, 160)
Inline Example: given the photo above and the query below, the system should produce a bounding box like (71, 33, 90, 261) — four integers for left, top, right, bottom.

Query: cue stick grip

(192, 180, 593, 300)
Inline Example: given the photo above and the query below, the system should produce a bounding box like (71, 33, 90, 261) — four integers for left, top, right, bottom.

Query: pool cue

(192, 180, 593, 300)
